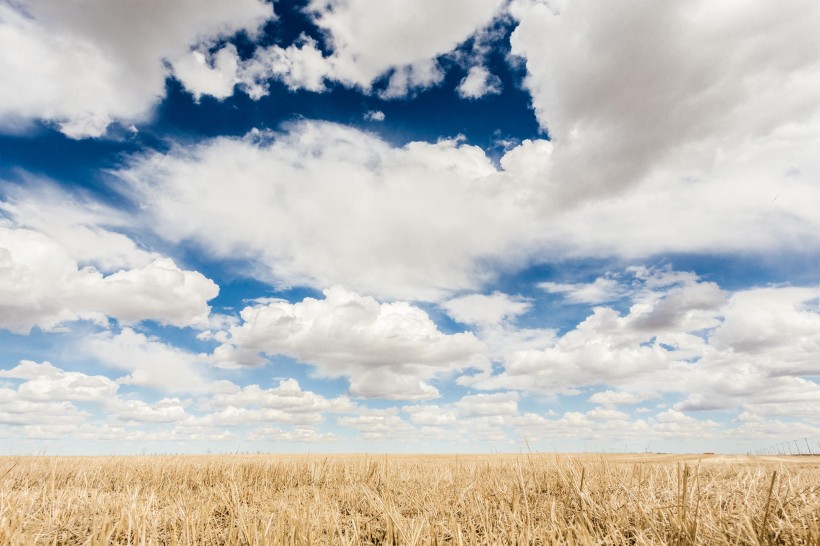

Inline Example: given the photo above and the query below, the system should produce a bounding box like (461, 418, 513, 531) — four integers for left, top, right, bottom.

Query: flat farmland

(1, 453, 818, 545)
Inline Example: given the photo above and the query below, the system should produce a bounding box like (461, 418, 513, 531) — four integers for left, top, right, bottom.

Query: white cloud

(514, 410, 651, 444)
(586, 407, 630, 421)
(401, 390, 663, 447)
(118, 117, 820, 306)
(0, 361, 355, 443)
(508, 0, 820, 203)
(7, 2, 820, 293)
(588, 390, 658, 407)
(465, 268, 724, 395)
(473, 308, 676, 395)
(238, 36, 333, 96)
(194, 406, 325, 427)
(337, 408, 415, 440)
(0, 225, 219, 333)
(442, 291, 555, 360)
(709, 287, 819, 362)
(460, 270, 712, 394)
(454, 391, 519, 417)
(402, 404, 458, 427)
(247, 426, 339, 443)
(457, 66, 502, 99)
(466, 268, 820, 426)
(0, 182, 157, 272)
(172, 45, 242, 101)
(119, 122, 536, 301)
(459, 269, 725, 395)
(213, 286, 486, 400)
(678, 287, 820, 420)
(209, 378, 354, 414)
(651, 410, 721, 439)
(442, 291, 531, 327)
(311, 0, 504, 97)
(0, 360, 118, 426)
(0, 0, 272, 137)
(309, 0, 502, 90)
(0, 396, 86, 426)
(364, 110, 385, 122)
(110, 398, 190, 424)
(539, 276, 627, 305)
(193, 0, 504, 99)
(0, 360, 118, 402)
(81, 328, 210, 393)
(540, 129, 820, 258)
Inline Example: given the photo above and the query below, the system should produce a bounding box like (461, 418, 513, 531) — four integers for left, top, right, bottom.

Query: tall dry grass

(0, 453, 818, 545)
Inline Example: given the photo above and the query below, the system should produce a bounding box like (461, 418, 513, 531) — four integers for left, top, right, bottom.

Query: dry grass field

(1, 453, 818, 545)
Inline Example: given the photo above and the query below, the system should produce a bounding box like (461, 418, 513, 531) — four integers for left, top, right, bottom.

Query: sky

(1, 0, 819, 456)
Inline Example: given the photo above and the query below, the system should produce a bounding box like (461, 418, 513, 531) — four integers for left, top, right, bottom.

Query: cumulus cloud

(0, 360, 118, 402)
(680, 287, 820, 420)
(311, 0, 502, 90)
(236, 35, 334, 96)
(337, 408, 415, 440)
(465, 268, 721, 395)
(709, 287, 820, 362)
(172, 45, 242, 102)
(0, 182, 157, 272)
(539, 276, 628, 304)
(402, 404, 458, 427)
(651, 409, 722, 439)
(398, 390, 680, 448)
(441, 291, 554, 360)
(119, 122, 538, 301)
(0, 360, 117, 426)
(514, 410, 651, 445)
(0, 396, 86, 426)
(467, 267, 820, 426)
(221, 0, 504, 99)
(457, 66, 502, 99)
(81, 328, 210, 393)
(364, 110, 385, 122)
(110, 398, 190, 424)
(117, 116, 820, 305)
(0, 360, 353, 444)
(0, 0, 272, 137)
(247, 426, 339, 443)
(588, 390, 659, 407)
(209, 378, 354, 414)
(454, 391, 519, 417)
(442, 291, 531, 327)
(0, 225, 218, 333)
(508, 0, 820, 202)
(212, 286, 486, 400)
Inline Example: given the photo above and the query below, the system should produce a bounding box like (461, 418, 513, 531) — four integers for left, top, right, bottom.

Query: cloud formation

(120, 122, 537, 301)
(182, 0, 505, 99)
(466, 267, 820, 426)
(213, 286, 486, 400)
(457, 66, 503, 99)
(509, 0, 820, 201)
(0, 226, 218, 333)
(0, 0, 271, 137)
(81, 328, 211, 393)
(2, 0, 820, 453)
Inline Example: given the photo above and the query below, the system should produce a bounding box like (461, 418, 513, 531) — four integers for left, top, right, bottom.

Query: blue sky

(1, 0, 820, 455)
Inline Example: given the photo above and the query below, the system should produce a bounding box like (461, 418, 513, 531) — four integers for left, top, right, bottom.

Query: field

(1, 453, 819, 545)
